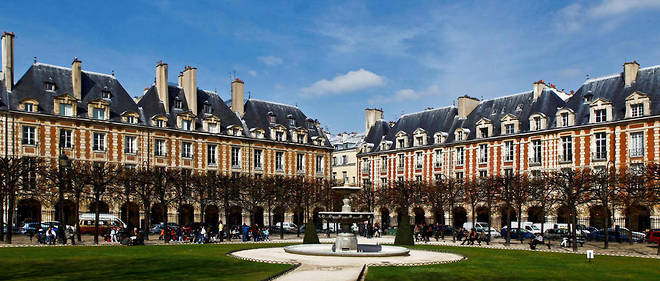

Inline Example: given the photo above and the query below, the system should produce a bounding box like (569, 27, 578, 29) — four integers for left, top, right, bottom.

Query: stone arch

(292, 206, 304, 227)
(476, 206, 489, 223)
(556, 205, 570, 224)
(273, 206, 286, 225)
(205, 205, 219, 228)
(380, 207, 390, 229)
(17, 198, 41, 224)
(151, 203, 165, 224)
(413, 207, 426, 225)
(228, 206, 243, 227)
(88, 201, 109, 214)
(589, 205, 611, 229)
(527, 206, 544, 223)
(433, 208, 444, 225)
(500, 206, 517, 227)
(178, 204, 194, 226)
(625, 205, 650, 232)
(312, 207, 323, 229)
(54, 199, 77, 225)
(251, 206, 265, 226)
(120, 202, 140, 229)
(452, 207, 467, 227)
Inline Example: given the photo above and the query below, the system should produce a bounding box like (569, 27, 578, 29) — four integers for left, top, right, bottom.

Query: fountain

(283, 183, 409, 257)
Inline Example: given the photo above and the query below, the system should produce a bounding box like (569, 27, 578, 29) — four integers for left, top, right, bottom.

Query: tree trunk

(505, 205, 512, 246)
(162, 200, 169, 243)
(486, 202, 492, 243)
(5, 191, 15, 244)
(0, 192, 5, 241)
(517, 206, 523, 244)
(75, 196, 82, 242)
(571, 207, 578, 252)
(142, 201, 150, 240)
(603, 204, 609, 249)
(450, 202, 455, 242)
(94, 194, 100, 244)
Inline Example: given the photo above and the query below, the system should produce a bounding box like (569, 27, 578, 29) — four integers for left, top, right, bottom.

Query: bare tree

(498, 173, 516, 246)
(512, 174, 532, 244)
(437, 177, 464, 242)
(463, 178, 480, 228)
(591, 166, 617, 249)
(549, 168, 594, 252)
(617, 167, 649, 245)
(479, 175, 500, 242)
(88, 162, 120, 244)
(528, 172, 554, 237)
(0, 156, 40, 243)
(133, 167, 156, 240)
(68, 161, 91, 242)
(150, 167, 179, 243)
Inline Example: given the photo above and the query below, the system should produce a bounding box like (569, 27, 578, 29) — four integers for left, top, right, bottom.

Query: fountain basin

(283, 244, 410, 257)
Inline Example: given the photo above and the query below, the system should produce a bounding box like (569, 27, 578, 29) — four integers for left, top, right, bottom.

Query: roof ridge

(479, 90, 532, 104)
(249, 98, 298, 108)
(399, 105, 455, 118)
(34, 62, 116, 79)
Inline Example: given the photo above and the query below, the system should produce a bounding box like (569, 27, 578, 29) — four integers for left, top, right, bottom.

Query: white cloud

(300, 69, 385, 97)
(369, 85, 442, 104)
(248, 70, 257, 77)
(590, 0, 660, 17)
(257, 55, 283, 66)
(554, 0, 660, 32)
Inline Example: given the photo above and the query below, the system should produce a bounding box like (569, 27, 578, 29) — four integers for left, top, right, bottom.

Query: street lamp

(57, 151, 70, 244)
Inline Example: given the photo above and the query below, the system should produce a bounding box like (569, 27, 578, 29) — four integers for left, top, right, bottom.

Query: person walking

(218, 220, 224, 242)
(242, 223, 249, 242)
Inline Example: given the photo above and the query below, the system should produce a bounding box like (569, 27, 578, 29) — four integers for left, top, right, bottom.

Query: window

(22, 126, 36, 145)
(531, 140, 542, 165)
(154, 139, 166, 157)
(561, 136, 572, 162)
(208, 122, 218, 133)
(181, 142, 192, 158)
(595, 109, 607, 122)
(416, 152, 423, 169)
(630, 132, 644, 157)
(275, 152, 284, 171)
(342, 155, 348, 165)
(561, 113, 569, 127)
(333, 156, 337, 166)
(456, 130, 463, 141)
(174, 100, 183, 109)
(631, 103, 644, 117)
(504, 169, 513, 178)
(93, 133, 105, 151)
(361, 158, 369, 173)
(275, 131, 284, 141)
(434, 174, 442, 182)
(397, 139, 405, 148)
(479, 127, 488, 138)
(207, 145, 217, 165)
(416, 136, 423, 146)
(289, 119, 295, 126)
(505, 124, 514, 135)
(315, 155, 323, 173)
(381, 177, 388, 187)
(297, 134, 305, 144)
(269, 115, 276, 123)
(415, 175, 422, 182)
(92, 108, 105, 120)
(254, 149, 263, 169)
(533, 117, 542, 130)
(455, 172, 464, 179)
(595, 132, 607, 160)
(479, 170, 488, 178)
(504, 141, 514, 162)
(231, 147, 240, 167)
(59, 103, 73, 117)
(456, 147, 464, 166)
(342, 171, 348, 183)
(45, 82, 56, 91)
(126, 116, 137, 124)
(296, 153, 305, 172)
(102, 91, 111, 99)
(381, 156, 388, 171)
(181, 120, 192, 131)
(204, 104, 212, 113)
(398, 154, 405, 168)
(434, 149, 443, 168)
(124, 136, 137, 154)
(156, 119, 165, 128)
(60, 129, 72, 148)
(24, 103, 34, 112)
(479, 144, 488, 164)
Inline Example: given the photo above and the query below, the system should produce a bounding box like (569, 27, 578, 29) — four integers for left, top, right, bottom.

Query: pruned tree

(422, 179, 449, 239)
(88, 162, 120, 244)
(591, 166, 618, 249)
(0, 156, 41, 244)
(150, 167, 179, 243)
(528, 172, 554, 236)
(617, 167, 649, 245)
(479, 175, 500, 242)
(498, 173, 516, 246)
(549, 168, 594, 252)
(68, 160, 91, 242)
(463, 178, 480, 228)
(512, 174, 532, 244)
(133, 167, 156, 240)
(438, 177, 464, 242)
(116, 166, 139, 232)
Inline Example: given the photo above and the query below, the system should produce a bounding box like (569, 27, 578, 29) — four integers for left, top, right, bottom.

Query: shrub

(394, 213, 414, 246)
(302, 221, 320, 244)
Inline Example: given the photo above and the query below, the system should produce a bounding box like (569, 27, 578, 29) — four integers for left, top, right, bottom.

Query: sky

(2, 0, 660, 134)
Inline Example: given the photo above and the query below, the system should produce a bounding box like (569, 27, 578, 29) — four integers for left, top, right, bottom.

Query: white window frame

(181, 142, 192, 159)
(630, 132, 644, 157)
(561, 136, 572, 163)
(504, 141, 514, 162)
(254, 149, 263, 169)
(93, 132, 105, 151)
(275, 151, 284, 171)
(124, 135, 137, 154)
(479, 144, 488, 164)
(208, 144, 217, 166)
(154, 139, 166, 157)
(60, 129, 72, 148)
(231, 147, 241, 168)
(22, 126, 36, 145)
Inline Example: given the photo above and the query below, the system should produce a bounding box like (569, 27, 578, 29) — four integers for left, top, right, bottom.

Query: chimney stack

(365, 108, 383, 133)
(533, 80, 547, 100)
(182, 66, 197, 114)
(231, 78, 245, 117)
(155, 61, 169, 113)
(623, 61, 640, 87)
(71, 57, 82, 100)
(457, 95, 479, 118)
(178, 72, 184, 87)
(2, 32, 15, 91)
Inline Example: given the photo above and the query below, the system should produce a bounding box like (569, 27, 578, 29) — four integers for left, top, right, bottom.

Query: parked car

(588, 228, 640, 242)
(275, 222, 298, 233)
(646, 229, 660, 244)
(616, 227, 645, 241)
(149, 222, 180, 234)
(19, 222, 41, 234)
(79, 213, 126, 234)
(462, 222, 500, 237)
(544, 228, 571, 241)
(500, 227, 535, 239)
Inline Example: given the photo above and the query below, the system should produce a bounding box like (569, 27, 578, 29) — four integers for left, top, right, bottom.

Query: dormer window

(20, 99, 38, 112)
(395, 131, 408, 148)
(297, 134, 305, 144)
(288, 115, 295, 126)
(457, 130, 463, 141)
(182, 120, 192, 130)
(479, 127, 488, 138)
(93, 108, 106, 120)
(126, 115, 137, 124)
(228, 125, 242, 136)
(625, 92, 650, 119)
(45, 82, 56, 91)
(555, 108, 574, 128)
(529, 113, 546, 131)
(208, 122, 219, 133)
(534, 117, 541, 129)
(156, 119, 165, 128)
(88, 99, 110, 120)
(631, 103, 644, 117)
(560, 113, 569, 126)
(434, 132, 447, 144)
(595, 109, 606, 122)
(102, 90, 111, 99)
(397, 139, 405, 148)
(24, 103, 34, 112)
(174, 99, 183, 109)
(500, 114, 519, 135)
(204, 104, 212, 114)
(416, 136, 423, 146)
(276, 131, 284, 141)
(505, 124, 514, 134)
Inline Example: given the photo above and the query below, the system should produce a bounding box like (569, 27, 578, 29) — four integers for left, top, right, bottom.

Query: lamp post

(57, 151, 70, 244)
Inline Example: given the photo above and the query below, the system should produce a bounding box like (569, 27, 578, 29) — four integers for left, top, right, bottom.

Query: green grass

(366, 245, 660, 281)
(0, 243, 292, 281)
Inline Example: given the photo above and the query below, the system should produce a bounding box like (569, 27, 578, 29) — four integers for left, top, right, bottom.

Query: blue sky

(2, 0, 660, 134)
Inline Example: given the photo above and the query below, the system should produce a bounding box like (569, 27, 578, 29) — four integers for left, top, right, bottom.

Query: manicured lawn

(0, 243, 292, 280)
(366, 245, 660, 281)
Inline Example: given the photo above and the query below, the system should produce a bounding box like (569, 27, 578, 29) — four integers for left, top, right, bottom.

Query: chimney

(533, 80, 547, 100)
(182, 66, 197, 114)
(457, 95, 479, 118)
(1, 31, 14, 91)
(365, 108, 383, 133)
(623, 61, 640, 87)
(177, 72, 184, 87)
(231, 78, 245, 117)
(155, 61, 169, 113)
(71, 58, 82, 100)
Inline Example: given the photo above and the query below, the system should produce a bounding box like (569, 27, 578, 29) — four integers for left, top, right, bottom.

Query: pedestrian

(110, 227, 118, 243)
(242, 223, 249, 242)
(67, 226, 76, 245)
(218, 220, 224, 242)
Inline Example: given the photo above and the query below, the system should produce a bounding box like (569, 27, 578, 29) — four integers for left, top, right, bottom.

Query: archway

(17, 198, 41, 224)
(527, 206, 544, 223)
(151, 203, 165, 224)
(54, 199, 76, 226)
(120, 202, 140, 229)
(380, 208, 390, 229)
(228, 206, 242, 227)
(273, 206, 286, 225)
(178, 204, 194, 226)
(625, 205, 650, 232)
(88, 201, 109, 214)
(312, 207, 323, 229)
(557, 205, 570, 224)
(252, 206, 265, 226)
(292, 207, 304, 227)
(413, 207, 426, 225)
(589, 205, 611, 229)
(395, 207, 407, 225)
(452, 207, 467, 227)
(476, 206, 489, 223)
(500, 206, 517, 228)
(205, 205, 219, 228)
(433, 208, 444, 225)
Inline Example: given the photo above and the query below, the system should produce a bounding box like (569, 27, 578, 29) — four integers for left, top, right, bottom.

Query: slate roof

(9, 63, 139, 122)
(243, 99, 332, 147)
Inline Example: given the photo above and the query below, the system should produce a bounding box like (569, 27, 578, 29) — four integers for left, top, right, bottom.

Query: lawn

(366, 245, 660, 281)
(0, 243, 292, 281)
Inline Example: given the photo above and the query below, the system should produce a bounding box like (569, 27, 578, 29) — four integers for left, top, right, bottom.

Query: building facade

(0, 32, 332, 227)
(358, 61, 660, 231)
(330, 131, 365, 185)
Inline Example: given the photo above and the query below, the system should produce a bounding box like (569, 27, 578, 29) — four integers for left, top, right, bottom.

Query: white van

(79, 213, 126, 234)
(463, 222, 500, 237)
(510, 222, 541, 234)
